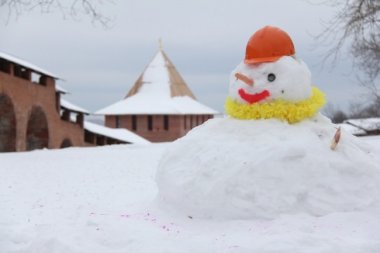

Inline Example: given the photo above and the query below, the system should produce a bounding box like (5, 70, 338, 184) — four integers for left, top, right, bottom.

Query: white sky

(0, 0, 366, 113)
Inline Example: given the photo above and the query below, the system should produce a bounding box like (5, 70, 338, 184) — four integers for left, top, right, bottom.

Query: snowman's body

(156, 115, 380, 219)
(155, 26, 380, 220)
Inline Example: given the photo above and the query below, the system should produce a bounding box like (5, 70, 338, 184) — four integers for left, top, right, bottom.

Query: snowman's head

(229, 56, 312, 104)
(225, 26, 326, 123)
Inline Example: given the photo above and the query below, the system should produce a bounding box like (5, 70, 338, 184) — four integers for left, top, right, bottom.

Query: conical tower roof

(96, 46, 218, 116)
(125, 49, 196, 99)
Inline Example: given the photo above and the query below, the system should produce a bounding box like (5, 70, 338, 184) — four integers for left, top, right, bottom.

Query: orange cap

(245, 26, 295, 64)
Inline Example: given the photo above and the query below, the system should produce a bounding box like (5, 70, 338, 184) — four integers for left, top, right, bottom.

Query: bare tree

(316, 0, 380, 118)
(323, 103, 349, 123)
(325, 99, 380, 122)
(0, 0, 113, 26)
(318, 0, 380, 82)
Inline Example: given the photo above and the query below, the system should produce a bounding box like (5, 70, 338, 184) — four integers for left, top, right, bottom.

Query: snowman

(155, 26, 380, 220)
(226, 26, 325, 124)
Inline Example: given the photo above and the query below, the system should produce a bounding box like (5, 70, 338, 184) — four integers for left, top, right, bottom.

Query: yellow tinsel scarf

(225, 86, 326, 124)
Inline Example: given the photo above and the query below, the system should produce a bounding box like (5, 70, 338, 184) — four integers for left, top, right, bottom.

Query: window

(13, 65, 30, 80)
(115, 116, 120, 128)
(13, 65, 22, 77)
(31, 72, 41, 83)
(0, 59, 10, 73)
(148, 115, 153, 131)
(85, 130, 95, 143)
(132, 115, 137, 131)
(164, 115, 169, 131)
(184, 115, 187, 129)
(190, 115, 193, 128)
(55, 93, 60, 113)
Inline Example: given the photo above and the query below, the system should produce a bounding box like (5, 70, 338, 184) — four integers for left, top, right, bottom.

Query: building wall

(0, 63, 85, 152)
(105, 114, 213, 142)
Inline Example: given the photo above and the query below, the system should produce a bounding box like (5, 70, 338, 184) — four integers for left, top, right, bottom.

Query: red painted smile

(238, 88, 270, 104)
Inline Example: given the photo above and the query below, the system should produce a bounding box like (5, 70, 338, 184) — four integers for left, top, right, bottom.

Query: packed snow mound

(156, 115, 380, 220)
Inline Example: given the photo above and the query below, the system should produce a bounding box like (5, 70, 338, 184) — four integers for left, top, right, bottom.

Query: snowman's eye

(267, 73, 276, 82)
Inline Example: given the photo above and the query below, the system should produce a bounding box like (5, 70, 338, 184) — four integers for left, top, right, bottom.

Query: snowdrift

(156, 115, 380, 219)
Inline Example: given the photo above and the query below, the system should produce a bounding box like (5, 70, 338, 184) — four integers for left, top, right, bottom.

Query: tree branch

(0, 0, 113, 27)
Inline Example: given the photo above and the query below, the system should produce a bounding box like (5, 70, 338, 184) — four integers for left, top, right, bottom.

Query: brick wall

(0, 67, 85, 151)
(105, 114, 213, 142)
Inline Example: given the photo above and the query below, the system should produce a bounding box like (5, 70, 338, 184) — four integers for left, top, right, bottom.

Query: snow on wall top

(56, 84, 68, 94)
(96, 95, 218, 115)
(84, 121, 150, 145)
(338, 123, 366, 136)
(63, 108, 149, 144)
(0, 51, 60, 79)
(345, 117, 380, 132)
(97, 49, 218, 115)
(60, 98, 90, 114)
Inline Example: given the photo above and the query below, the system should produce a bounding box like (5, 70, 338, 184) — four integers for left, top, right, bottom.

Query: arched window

(60, 138, 72, 148)
(26, 106, 49, 151)
(0, 94, 16, 152)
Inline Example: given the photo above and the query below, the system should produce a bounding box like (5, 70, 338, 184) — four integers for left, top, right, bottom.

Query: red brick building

(0, 51, 149, 152)
(96, 48, 218, 142)
(0, 51, 88, 152)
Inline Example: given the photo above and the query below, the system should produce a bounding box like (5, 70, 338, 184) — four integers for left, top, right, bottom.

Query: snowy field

(1, 135, 380, 252)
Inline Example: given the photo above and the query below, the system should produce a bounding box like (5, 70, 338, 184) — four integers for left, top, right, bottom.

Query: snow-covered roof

(125, 49, 196, 99)
(344, 118, 380, 132)
(84, 121, 150, 145)
(96, 95, 218, 115)
(96, 49, 218, 115)
(58, 98, 148, 144)
(0, 51, 60, 79)
(338, 123, 366, 136)
(56, 84, 68, 94)
(60, 98, 90, 114)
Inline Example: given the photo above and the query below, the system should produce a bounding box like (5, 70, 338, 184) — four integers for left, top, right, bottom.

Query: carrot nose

(235, 73, 254, 86)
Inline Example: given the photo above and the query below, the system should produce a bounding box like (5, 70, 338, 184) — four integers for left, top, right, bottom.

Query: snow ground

(1, 138, 380, 253)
